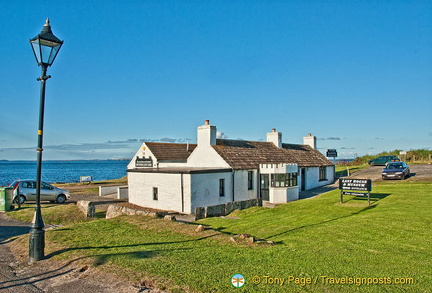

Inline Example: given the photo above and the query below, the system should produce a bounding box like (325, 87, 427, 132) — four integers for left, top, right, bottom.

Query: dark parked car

(382, 162, 410, 180)
(368, 155, 400, 166)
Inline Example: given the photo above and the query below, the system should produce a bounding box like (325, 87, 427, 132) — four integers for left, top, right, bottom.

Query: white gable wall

(128, 172, 190, 213)
(187, 146, 230, 168)
(128, 143, 159, 169)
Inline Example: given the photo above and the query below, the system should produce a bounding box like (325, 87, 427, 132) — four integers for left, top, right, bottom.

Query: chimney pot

(205, 120, 210, 125)
(303, 133, 317, 149)
(267, 129, 282, 148)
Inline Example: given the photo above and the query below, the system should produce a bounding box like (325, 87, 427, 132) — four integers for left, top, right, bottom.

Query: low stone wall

(195, 198, 262, 220)
(118, 186, 129, 199)
(99, 185, 129, 199)
(106, 204, 167, 219)
(77, 200, 95, 218)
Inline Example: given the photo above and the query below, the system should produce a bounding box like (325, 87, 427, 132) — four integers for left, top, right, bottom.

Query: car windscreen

(387, 164, 403, 169)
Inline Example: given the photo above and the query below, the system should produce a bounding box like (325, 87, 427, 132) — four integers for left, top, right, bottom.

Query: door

(260, 174, 269, 201)
(41, 182, 57, 201)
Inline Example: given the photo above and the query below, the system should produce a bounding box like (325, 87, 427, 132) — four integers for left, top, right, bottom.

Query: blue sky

(1, 0, 431, 160)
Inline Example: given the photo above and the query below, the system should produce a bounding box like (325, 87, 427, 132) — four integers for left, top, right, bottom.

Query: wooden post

(367, 192, 370, 206)
(340, 190, 343, 203)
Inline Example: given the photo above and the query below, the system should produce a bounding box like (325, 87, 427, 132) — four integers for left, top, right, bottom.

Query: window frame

(247, 171, 253, 190)
(219, 178, 225, 197)
(153, 187, 158, 201)
(319, 166, 327, 181)
(270, 173, 298, 187)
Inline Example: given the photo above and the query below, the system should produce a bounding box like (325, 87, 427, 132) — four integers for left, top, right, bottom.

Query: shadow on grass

(45, 233, 218, 260)
(343, 192, 391, 204)
(266, 204, 379, 241)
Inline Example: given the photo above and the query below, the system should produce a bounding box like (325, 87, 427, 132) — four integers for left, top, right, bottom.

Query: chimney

(303, 133, 316, 149)
(197, 120, 217, 147)
(267, 128, 282, 148)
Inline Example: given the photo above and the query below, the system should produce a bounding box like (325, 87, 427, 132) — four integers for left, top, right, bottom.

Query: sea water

(0, 160, 129, 186)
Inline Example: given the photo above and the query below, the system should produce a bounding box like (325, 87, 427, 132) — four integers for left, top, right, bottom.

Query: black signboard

(339, 178, 372, 205)
(136, 157, 153, 168)
(326, 149, 337, 158)
(339, 178, 372, 191)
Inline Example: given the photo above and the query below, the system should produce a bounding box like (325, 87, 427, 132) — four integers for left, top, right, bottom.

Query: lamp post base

(28, 205, 45, 263)
(29, 228, 45, 263)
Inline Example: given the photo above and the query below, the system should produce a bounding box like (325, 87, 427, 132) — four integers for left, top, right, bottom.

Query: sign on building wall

(135, 157, 153, 168)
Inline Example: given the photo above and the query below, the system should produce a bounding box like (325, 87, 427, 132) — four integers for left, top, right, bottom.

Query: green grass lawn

(8, 181, 431, 292)
(335, 164, 367, 177)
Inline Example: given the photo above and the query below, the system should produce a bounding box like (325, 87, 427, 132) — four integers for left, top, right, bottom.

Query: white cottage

(127, 120, 334, 214)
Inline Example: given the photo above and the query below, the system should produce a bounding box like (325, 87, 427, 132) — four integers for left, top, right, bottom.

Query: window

(153, 187, 158, 200)
(271, 173, 298, 187)
(247, 171, 253, 190)
(319, 167, 327, 181)
(219, 179, 225, 197)
(41, 182, 53, 190)
(288, 173, 298, 187)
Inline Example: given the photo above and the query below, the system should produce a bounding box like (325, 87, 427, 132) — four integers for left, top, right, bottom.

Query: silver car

(9, 180, 70, 204)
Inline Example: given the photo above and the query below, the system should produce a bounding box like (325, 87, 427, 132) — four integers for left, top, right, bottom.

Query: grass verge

(7, 181, 432, 292)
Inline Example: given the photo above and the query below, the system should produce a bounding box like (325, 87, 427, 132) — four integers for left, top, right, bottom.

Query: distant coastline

(0, 158, 131, 162)
(0, 160, 129, 186)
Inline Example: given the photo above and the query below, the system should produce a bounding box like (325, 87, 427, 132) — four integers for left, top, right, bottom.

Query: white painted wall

(190, 172, 233, 212)
(287, 187, 299, 201)
(269, 187, 288, 203)
(187, 146, 230, 168)
(128, 143, 159, 169)
(233, 170, 259, 201)
(128, 172, 184, 212)
(302, 166, 335, 190)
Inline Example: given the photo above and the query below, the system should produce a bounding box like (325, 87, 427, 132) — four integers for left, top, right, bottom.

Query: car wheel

(56, 194, 67, 204)
(15, 195, 26, 205)
(401, 174, 405, 180)
(382, 176, 386, 180)
(370, 162, 375, 166)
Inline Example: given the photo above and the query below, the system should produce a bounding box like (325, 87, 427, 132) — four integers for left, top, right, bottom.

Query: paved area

(0, 213, 39, 293)
(0, 213, 160, 293)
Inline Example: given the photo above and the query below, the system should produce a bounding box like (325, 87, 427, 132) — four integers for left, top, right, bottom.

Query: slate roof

(145, 142, 197, 161)
(213, 139, 334, 169)
(145, 140, 333, 169)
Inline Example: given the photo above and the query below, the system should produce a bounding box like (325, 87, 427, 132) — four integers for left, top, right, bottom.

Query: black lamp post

(28, 19, 63, 263)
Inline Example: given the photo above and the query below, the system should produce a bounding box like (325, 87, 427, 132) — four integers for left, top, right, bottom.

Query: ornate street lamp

(29, 19, 63, 263)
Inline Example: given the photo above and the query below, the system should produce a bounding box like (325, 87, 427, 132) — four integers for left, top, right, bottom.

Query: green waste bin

(0, 187, 14, 212)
